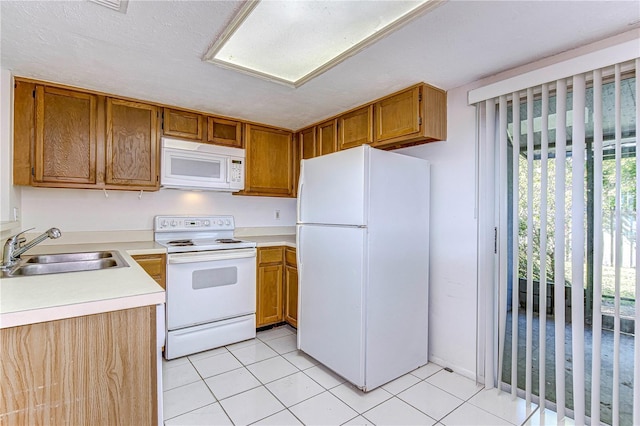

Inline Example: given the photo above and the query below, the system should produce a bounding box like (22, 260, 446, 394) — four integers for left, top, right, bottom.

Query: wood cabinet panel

(338, 105, 373, 150)
(284, 248, 298, 328)
(299, 127, 317, 160)
(163, 108, 203, 140)
(13, 81, 36, 185)
(421, 84, 447, 142)
(132, 254, 166, 289)
(0, 306, 157, 425)
(106, 99, 159, 189)
(243, 124, 294, 197)
(257, 264, 284, 327)
(258, 247, 284, 264)
(372, 84, 447, 148)
(317, 120, 337, 156)
(35, 86, 97, 185)
(284, 264, 298, 328)
(285, 247, 296, 266)
(374, 86, 420, 142)
(207, 117, 243, 148)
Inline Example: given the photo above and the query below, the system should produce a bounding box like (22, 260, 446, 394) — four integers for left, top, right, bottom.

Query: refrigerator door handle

(297, 162, 305, 223)
(296, 226, 302, 270)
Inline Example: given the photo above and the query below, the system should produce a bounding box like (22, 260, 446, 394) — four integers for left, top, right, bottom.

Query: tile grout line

(165, 335, 526, 426)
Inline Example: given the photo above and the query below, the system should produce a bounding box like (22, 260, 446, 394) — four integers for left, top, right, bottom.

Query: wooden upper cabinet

(374, 86, 420, 143)
(163, 108, 203, 141)
(207, 117, 242, 148)
(338, 105, 373, 150)
(317, 120, 338, 156)
(34, 86, 98, 185)
(299, 127, 317, 160)
(106, 99, 159, 189)
(372, 83, 447, 148)
(243, 124, 294, 197)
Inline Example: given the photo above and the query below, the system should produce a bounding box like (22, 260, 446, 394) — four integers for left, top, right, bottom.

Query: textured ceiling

(1, 1, 639, 130)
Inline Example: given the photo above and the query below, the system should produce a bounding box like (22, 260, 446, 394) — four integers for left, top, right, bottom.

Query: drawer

(258, 247, 283, 265)
(285, 248, 296, 267)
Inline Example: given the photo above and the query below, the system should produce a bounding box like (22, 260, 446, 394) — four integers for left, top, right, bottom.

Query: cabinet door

(299, 127, 317, 160)
(0, 306, 156, 424)
(338, 105, 373, 150)
(207, 117, 242, 148)
(106, 99, 159, 189)
(374, 86, 420, 143)
(35, 86, 98, 185)
(284, 265, 298, 328)
(163, 108, 203, 141)
(257, 264, 284, 327)
(244, 124, 293, 197)
(317, 120, 337, 156)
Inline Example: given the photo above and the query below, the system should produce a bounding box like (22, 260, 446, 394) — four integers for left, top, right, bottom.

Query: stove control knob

(204, 220, 210, 226)
(218, 220, 223, 225)
(170, 220, 177, 227)
(161, 220, 169, 227)
(225, 219, 231, 225)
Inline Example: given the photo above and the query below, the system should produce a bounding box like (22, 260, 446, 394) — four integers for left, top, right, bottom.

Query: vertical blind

(478, 58, 638, 425)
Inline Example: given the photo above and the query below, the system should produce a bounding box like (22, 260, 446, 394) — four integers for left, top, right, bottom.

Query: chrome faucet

(1, 228, 61, 269)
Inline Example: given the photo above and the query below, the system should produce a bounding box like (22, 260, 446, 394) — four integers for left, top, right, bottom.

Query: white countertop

(0, 241, 166, 329)
(245, 234, 296, 248)
(0, 232, 297, 329)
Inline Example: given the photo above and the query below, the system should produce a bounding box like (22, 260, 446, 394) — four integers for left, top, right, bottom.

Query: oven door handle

(168, 248, 256, 264)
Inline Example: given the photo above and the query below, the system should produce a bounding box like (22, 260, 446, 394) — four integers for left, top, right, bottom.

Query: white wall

(1, 69, 20, 225)
(397, 29, 639, 379)
(20, 187, 296, 232)
(399, 83, 478, 377)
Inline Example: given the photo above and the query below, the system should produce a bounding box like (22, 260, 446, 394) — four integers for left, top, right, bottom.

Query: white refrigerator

(296, 144, 430, 391)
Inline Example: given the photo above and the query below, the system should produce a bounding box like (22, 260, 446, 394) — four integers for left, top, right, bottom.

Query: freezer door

(297, 224, 366, 387)
(298, 146, 367, 226)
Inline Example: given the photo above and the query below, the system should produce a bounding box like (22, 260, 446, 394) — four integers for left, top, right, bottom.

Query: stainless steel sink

(25, 251, 115, 264)
(1, 250, 129, 278)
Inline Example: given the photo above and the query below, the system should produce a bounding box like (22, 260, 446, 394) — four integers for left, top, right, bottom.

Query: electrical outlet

(275, 209, 281, 220)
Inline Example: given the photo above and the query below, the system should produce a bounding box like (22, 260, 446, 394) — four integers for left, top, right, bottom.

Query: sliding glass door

(485, 61, 637, 425)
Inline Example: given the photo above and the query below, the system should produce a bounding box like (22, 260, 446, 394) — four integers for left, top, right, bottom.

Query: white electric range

(155, 215, 257, 359)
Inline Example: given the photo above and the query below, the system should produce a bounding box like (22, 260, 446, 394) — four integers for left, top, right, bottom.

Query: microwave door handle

(226, 158, 231, 183)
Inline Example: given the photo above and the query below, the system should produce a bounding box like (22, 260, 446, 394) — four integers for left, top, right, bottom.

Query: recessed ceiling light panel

(88, 0, 129, 14)
(204, 0, 442, 87)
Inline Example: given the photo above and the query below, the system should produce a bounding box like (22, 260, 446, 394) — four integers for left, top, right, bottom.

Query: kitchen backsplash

(19, 186, 296, 234)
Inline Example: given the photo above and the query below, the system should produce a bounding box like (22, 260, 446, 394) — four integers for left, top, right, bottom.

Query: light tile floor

(162, 325, 558, 425)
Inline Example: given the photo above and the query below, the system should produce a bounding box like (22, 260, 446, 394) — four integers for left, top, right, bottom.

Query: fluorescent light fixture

(88, 0, 129, 13)
(204, 0, 442, 87)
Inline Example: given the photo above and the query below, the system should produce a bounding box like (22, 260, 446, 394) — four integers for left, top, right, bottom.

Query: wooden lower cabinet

(0, 306, 157, 425)
(257, 247, 284, 327)
(132, 253, 166, 289)
(256, 246, 297, 328)
(284, 248, 298, 328)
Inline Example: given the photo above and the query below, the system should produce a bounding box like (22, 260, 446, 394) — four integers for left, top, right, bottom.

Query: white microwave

(160, 138, 245, 192)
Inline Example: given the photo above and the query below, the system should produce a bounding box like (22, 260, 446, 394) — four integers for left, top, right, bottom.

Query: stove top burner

(167, 239, 194, 246)
(216, 239, 242, 244)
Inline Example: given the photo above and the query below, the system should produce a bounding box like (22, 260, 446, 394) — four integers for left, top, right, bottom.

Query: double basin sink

(1, 251, 129, 278)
